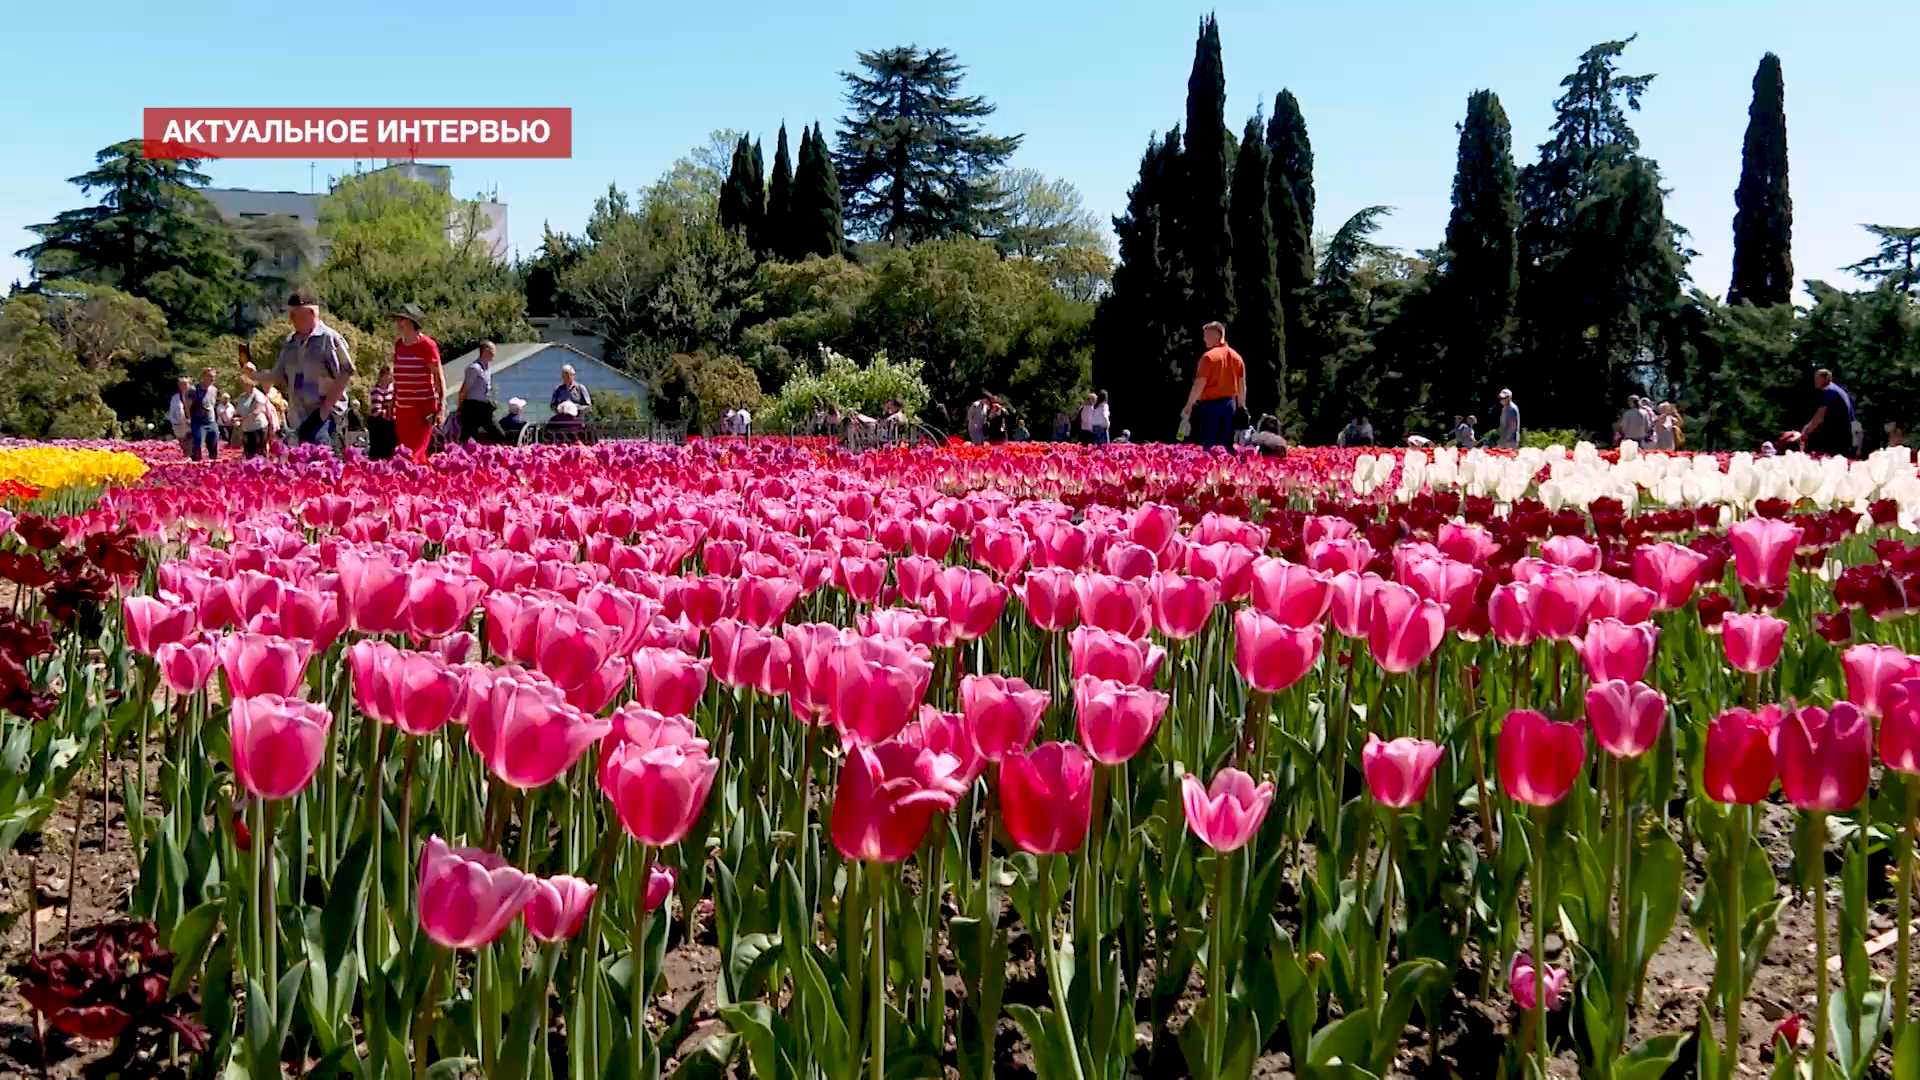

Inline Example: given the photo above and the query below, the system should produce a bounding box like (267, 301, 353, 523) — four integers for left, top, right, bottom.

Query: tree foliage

(1182, 15, 1234, 326)
(1728, 53, 1792, 308)
(1846, 225, 1920, 294)
(758, 347, 930, 429)
(719, 135, 767, 252)
(988, 168, 1112, 302)
(792, 124, 845, 259)
(1428, 89, 1518, 418)
(766, 125, 797, 261)
(834, 47, 1021, 243)
(1229, 115, 1286, 421)
(0, 282, 177, 438)
(1093, 128, 1191, 442)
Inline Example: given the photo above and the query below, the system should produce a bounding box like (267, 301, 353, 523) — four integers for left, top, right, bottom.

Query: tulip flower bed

(4, 439, 1920, 1080)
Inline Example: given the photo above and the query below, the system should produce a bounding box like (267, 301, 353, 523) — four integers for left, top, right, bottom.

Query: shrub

(1520, 428, 1581, 450)
(759, 348, 930, 430)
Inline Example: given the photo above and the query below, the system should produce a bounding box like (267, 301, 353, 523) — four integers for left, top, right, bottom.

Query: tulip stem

(1207, 849, 1229, 1078)
(1042, 856, 1090, 1080)
(1810, 811, 1830, 1079)
(1372, 810, 1399, 1021)
(1895, 784, 1917, 1055)
(1719, 805, 1747, 1080)
(631, 843, 657, 1080)
(975, 777, 996, 1080)
(869, 862, 886, 1080)
(1529, 808, 1549, 1076)
(411, 946, 450, 1080)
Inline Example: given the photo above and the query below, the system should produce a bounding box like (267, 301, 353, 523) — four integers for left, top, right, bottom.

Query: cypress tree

(767, 124, 795, 259)
(1728, 53, 1792, 307)
(1094, 127, 1190, 442)
(1266, 90, 1315, 400)
(748, 138, 767, 253)
(1229, 114, 1286, 421)
(718, 135, 764, 245)
(792, 124, 844, 259)
(1433, 89, 1519, 415)
(1182, 14, 1234, 326)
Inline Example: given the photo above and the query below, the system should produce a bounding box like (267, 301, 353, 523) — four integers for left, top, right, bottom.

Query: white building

(203, 160, 509, 268)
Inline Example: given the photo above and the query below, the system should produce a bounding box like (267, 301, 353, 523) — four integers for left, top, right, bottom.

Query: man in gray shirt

(259, 290, 355, 447)
(457, 341, 506, 444)
(1496, 388, 1521, 449)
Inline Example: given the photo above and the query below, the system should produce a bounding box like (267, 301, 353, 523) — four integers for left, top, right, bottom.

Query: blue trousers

(1191, 398, 1235, 449)
(189, 420, 219, 461)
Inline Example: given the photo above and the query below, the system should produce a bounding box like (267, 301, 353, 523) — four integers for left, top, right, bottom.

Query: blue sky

(3, 1, 1915, 302)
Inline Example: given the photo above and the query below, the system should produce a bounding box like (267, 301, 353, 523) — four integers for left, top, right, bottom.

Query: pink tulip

(530, 603, 617, 692)
(970, 522, 1031, 578)
(1306, 537, 1374, 576)
(522, 874, 598, 942)
(676, 575, 733, 628)
(1367, 583, 1446, 675)
(1016, 567, 1079, 632)
(904, 706, 986, 785)
(1584, 679, 1667, 758)
(1437, 522, 1499, 568)
(1249, 557, 1334, 627)
(861, 607, 955, 650)
(1488, 582, 1536, 647)
(835, 556, 888, 605)
(157, 637, 218, 695)
(469, 668, 612, 789)
(1540, 535, 1601, 572)
(1073, 573, 1152, 638)
(819, 634, 934, 746)
(998, 741, 1094, 854)
(600, 737, 719, 845)
(1509, 953, 1570, 1011)
(1881, 679, 1920, 774)
(565, 655, 630, 714)
(1181, 768, 1275, 852)
(735, 575, 803, 629)
(1128, 503, 1181, 562)
(218, 632, 313, 699)
(1721, 612, 1788, 674)
(1771, 701, 1870, 811)
(1703, 706, 1780, 804)
(1103, 540, 1158, 581)
(1632, 542, 1711, 611)
(642, 864, 676, 913)
(335, 547, 410, 634)
(277, 585, 347, 652)
(1328, 571, 1385, 638)
(1073, 675, 1169, 764)
(960, 673, 1049, 762)
(229, 693, 331, 799)
(598, 703, 706, 789)
(1150, 571, 1220, 640)
(1067, 625, 1165, 686)
(1728, 516, 1802, 592)
(1031, 519, 1094, 572)
(1184, 541, 1257, 601)
(1233, 608, 1323, 693)
(924, 566, 1009, 642)
(1528, 571, 1596, 641)
(708, 619, 791, 695)
(123, 595, 197, 657)
(1575, 618, 1658, 684)
(630, 647, 711, 717)
(230, 570, 284, 625)
(908, 519, 956, 560)
(1398, 555, 1482, 630)
(1498, 709, 1585, 807)
(417, 835, 539, 950)
(373, 646, 465, 735)
(406, 563, 485, 640)
(1841, 643, 1916, 718)
(829, 740, 967, 862)
(1585, 575, 1656, 625)
(1361, 734, 1445, 807)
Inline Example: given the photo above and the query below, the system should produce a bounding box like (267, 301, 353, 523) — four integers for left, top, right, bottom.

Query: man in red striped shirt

(389, 303, 444, 462)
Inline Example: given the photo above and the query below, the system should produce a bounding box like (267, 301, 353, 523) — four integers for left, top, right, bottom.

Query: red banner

(143, 107, 572, 159)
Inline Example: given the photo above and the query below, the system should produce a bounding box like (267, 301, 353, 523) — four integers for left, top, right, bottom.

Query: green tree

(1846, 224, 1920, 294)
(1266, 90, 1316, 399)
(834, 46, 1022, 243)
(1229, 114, 1286, 421)
(989, 168, 1113, 302)
(1182, 15, 1234, 326)
(0, 286, 164, 438)
(1728, 53, 1793, 308)
(792, 124, 845, 259)
(719, 135, 767, 251)
(18, 140, 247, 335)
(1430, 89, 1519, 418)
(767, 124, 797, 260)
(1094, 128, 1191, 442)
(523, 224, 584, 317)
(1297, 207, 1426, 442)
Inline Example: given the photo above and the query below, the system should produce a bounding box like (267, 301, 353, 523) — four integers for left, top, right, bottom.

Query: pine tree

(791, 124, 844, 259)
(1266, 90, 1316, 400)
(767, 124, 796, 260)
(1094, 127, 1191, 442)
(717, 135, 765, 248)
(1728, 53, 1792, 307)
(1229, 114, 1285, 421)
(1182, 15, 1234, 326)
(1432, 89, 1518, 416)
(748, 138, 767, 253)
(834, 46, 1021, 243)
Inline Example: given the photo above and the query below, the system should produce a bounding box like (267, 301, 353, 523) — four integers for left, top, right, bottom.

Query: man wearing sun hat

(389, 302, 444, 462)
(1495, 388, 1521, 449)
(260, 289, 356, 449)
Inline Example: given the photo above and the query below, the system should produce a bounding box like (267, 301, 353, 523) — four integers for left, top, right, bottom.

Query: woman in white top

(1079, 390, 1111, 445)
(1652, 402, 1681, 451)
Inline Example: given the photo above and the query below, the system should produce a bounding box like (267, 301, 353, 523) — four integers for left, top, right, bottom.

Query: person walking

(188, 368, 220, 461)
(167, 376, 193, 457)
(1651, 402, 1681, 451)
(366, 363, 398, 460)
(217, 392, 239, 450)
(457, 341, 507, 445)
(966, 392, 990, 444)
(389, 303, 443, 462)
(233, 373, 271, 459)
(1180, 321, 1245, 450)
(1088, 390, 1111, 445)
(260, 290, 355, 449)
(1450, 415, 1475, 448)
(1783, 368, 1857, 458)
(1616, 394, 1652, 448)
(1495, 389, 1522, 449)
(1337, 415, 1376, 447)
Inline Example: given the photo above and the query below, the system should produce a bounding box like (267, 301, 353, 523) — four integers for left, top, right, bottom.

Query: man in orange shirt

(1180, 321, 1245, 449)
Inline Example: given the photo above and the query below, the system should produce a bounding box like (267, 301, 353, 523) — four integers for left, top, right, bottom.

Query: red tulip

(522, 874, 598, 942)
(1232, 608, 1323, 693)
(1541, 535, 1601, 572)
(470, 668, 612, 789)
(1249, 557, 1334, 627)
(1584, 679, 1666, 758)
(1509, 953, 1570, 1011)
(229, 693, 331, 799)
(1498, 709, 1585, 806)
(960, 673, 1049, 762)
(1361, 733, 1445, 807)
(1328, 570, 1385, 638)
(1016, 567, 1080, 632)
(600, 736, 719, 845)
(925, 566, 1009, 642)
(1073, 573, 1152, 638)
(1632, 542, 1711, 611)
(630, 647, 711, 717)
(417, 835, 538, 950)
(1181, 768, 1275, 852)
(1367, 582, 1446, 675)
(708, 619, 791, 695)
(999, 741, 1094, 854)
(156, 637, 218, 695)
(1488, 582, 1536, 647)
(1880, 679, 1920, 774)
(1150, 571, 1220, 640)
(1576, 618, 1658, 684)
(1841, 643, 1916, 718)
(218, 632, 313, 699)
(123, 594, 197, 657)
(1728, 516, 1802, 593)
(1771, 701, 1870, 811)
(830, 740, 967, 862)
(1067, 626, 1166, 686)
(1721, 612, 1788, 674)
(1703, 706, 1780, 804)
(1073, 675, 1168, 764)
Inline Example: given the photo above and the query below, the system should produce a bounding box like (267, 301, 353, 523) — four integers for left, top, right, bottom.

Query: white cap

(507, 397, 527, 410)
(1498, 388, 1513, 399)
